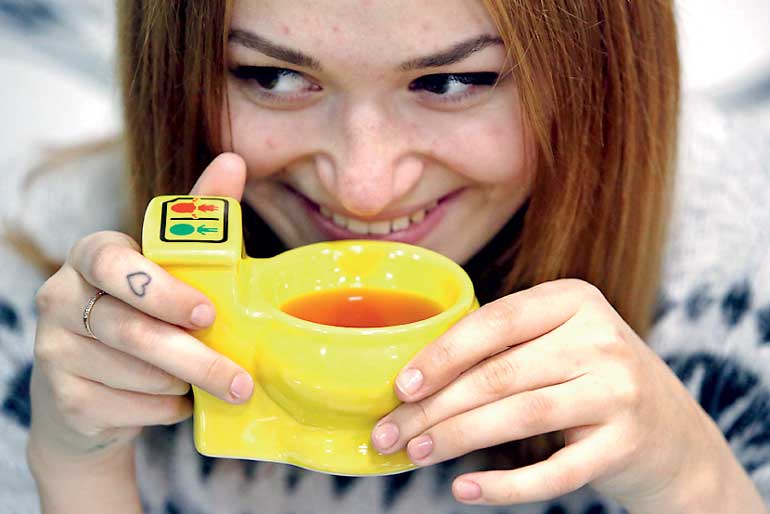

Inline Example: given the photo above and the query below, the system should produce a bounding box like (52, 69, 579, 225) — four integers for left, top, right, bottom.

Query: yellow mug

(142, 195, 478, 475)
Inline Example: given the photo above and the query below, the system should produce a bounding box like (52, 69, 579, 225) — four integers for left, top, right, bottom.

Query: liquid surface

(281, 288, 444, 328)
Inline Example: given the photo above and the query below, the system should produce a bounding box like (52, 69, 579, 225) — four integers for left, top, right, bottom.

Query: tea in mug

(280, 288, 444, 328)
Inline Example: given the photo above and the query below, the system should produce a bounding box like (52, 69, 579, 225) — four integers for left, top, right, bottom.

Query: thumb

(189, 152, 247, 201)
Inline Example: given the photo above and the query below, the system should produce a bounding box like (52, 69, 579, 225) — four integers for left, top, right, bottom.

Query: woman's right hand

(27, 153, 252, 470)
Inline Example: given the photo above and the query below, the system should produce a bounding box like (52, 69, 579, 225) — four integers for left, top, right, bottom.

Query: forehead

(229, 0, 499, 66)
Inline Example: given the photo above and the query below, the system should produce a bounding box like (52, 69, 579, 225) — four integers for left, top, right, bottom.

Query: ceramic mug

(142, 195, 478, 475)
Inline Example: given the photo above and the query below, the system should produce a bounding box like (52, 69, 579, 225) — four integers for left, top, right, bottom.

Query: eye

(409, 72, 500, 104)
(230, 66, 321, 103)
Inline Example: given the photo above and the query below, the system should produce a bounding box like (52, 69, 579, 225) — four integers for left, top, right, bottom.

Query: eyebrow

(228, 30, 503, 73)
(229, 29, 322, 71)
(398, 35, 503, 71)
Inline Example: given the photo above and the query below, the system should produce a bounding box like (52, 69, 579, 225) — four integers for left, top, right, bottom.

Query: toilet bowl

(142, 195, 478, 475)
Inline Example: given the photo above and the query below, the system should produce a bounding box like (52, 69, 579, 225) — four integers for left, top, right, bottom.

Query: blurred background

(0, 0, 769, 201)
(677, 0, 770, 124)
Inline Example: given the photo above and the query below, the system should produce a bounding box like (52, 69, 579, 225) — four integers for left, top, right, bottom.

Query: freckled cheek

(221, 101, 317, 179)
(435, 120, 532, 184)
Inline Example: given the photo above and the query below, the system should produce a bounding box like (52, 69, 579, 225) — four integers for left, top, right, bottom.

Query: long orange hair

(117, 0, 679, 337)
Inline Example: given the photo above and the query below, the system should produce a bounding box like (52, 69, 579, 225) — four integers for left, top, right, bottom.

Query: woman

(4, 0, 769, 512)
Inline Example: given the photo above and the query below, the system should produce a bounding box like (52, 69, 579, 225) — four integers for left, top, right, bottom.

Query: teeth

(392, 216, 410, 231)
(318, 201, 439, 234)
(410, 209, 426, 223)
(346, 219, 369, 234)
(368, 220, 392, 235)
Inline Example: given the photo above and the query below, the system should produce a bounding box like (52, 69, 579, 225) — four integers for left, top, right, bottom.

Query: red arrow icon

(197, 204, 219, 212)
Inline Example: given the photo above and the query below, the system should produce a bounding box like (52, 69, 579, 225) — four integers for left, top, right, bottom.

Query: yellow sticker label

(160, 197, 229, 243)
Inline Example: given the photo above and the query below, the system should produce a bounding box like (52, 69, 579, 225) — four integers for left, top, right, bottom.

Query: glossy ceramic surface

(142, 195, 478, 475)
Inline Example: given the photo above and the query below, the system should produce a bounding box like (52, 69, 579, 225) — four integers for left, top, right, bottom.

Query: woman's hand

(371, 279, 766, 513)
(28, 153, 252, 473)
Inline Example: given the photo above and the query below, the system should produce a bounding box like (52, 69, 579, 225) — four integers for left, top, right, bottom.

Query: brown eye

(230, 66, 319, 93)
(231, 66, 287, 89)
(409, 72, 499, 95)
(229, 65, 322, 108)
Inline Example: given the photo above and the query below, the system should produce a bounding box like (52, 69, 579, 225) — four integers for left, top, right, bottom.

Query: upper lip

(283, 184, 463, 222)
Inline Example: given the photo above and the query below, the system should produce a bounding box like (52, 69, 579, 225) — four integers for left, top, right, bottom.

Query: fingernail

(229, 373, 253, 401)
(408, 434, 433, 460)
(372, 422, 399, 451)
(455, 479, 482, 501)
(190, 304, 215, 328)
(396, 368, 423, 396)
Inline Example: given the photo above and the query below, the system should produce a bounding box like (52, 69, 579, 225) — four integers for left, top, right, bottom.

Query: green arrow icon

(197, 225, 219, 235)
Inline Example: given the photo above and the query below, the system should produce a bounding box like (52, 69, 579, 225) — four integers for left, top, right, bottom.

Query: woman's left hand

(370, 279, 756, 512)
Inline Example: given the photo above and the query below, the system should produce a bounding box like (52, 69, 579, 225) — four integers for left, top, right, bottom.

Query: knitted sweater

(1, 97, 770, 514)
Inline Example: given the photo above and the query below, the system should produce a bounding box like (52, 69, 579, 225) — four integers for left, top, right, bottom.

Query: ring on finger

(82, 289, 107, 338)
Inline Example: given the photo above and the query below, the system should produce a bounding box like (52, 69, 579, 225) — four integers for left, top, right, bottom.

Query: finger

(373, 319, 588, 453)
(451, 433, 610, 505)
(54, 372, 193, 431)
(393, 279, 603, 401)
(401, 375, 607, 467)
(189, 152, 247, 200)
(39, 324, 190, 396)
(62, 292, 253, 404)
(65, 234, 217, 331)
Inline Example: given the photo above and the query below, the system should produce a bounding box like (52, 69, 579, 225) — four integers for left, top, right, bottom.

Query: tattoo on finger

(127, 272, 152, 297)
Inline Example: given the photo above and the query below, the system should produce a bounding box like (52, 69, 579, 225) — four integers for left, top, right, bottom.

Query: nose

(316, 101, 424, 217)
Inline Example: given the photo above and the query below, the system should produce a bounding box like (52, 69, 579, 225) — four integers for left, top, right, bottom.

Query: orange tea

(280, 288, 444, 328)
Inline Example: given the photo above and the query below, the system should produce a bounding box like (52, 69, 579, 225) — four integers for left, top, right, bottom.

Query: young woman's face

(224, 0, 535, 264)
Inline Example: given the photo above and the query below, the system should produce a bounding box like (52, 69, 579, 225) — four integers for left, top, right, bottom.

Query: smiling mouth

(282, 184, 465, 242)
(315, 199, 439, 235)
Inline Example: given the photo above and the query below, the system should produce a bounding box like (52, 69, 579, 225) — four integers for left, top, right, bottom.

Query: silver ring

(82, 289, 106, 339)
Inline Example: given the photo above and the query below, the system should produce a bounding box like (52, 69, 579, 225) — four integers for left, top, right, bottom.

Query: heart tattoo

(127, 272, 152, 297)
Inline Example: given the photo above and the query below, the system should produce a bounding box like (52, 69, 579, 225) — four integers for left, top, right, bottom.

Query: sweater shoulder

(660, 96, 770, 302)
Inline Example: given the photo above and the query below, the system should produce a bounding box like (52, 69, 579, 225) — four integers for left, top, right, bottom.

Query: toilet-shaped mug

(142, 195, 479, 476)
